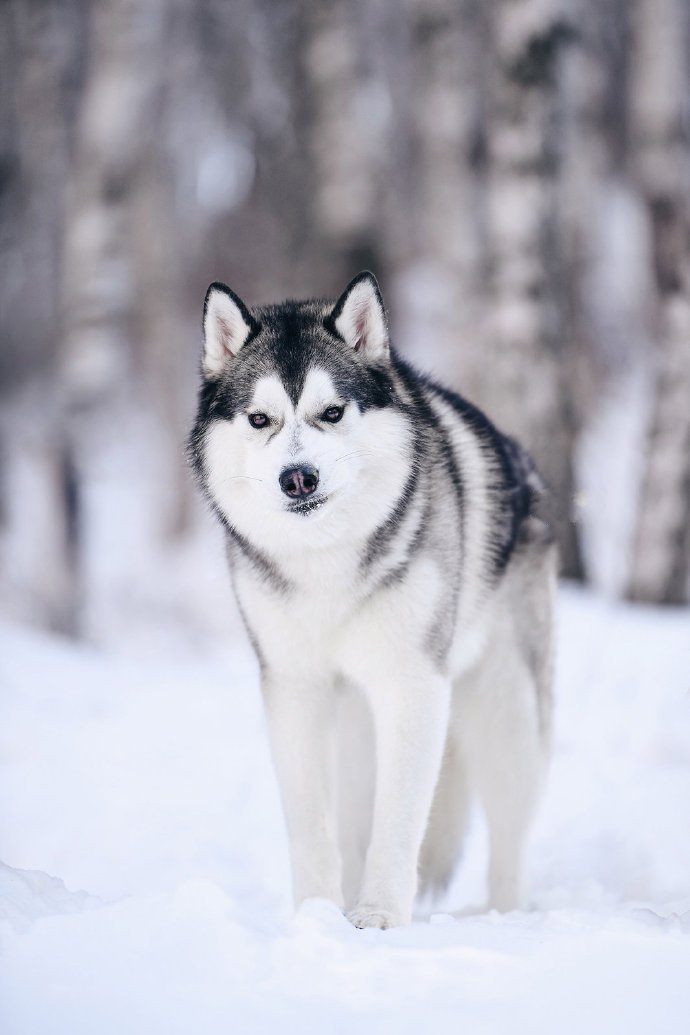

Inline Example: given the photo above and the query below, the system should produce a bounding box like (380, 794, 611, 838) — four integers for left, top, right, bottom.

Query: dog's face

(191, 273, 411, 546)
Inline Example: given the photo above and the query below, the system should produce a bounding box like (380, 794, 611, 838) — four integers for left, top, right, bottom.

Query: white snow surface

(1, 585, 689, 1034)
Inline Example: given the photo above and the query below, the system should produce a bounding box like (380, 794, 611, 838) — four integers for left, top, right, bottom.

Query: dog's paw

(346, 905, 406, 930)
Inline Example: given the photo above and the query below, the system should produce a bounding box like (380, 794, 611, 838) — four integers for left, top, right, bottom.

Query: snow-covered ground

(1, 585, 689, 1034)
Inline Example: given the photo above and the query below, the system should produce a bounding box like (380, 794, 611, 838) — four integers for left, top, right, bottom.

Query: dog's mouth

(286, 493, 329, 516)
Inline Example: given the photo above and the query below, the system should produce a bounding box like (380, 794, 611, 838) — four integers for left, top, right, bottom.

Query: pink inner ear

(218, 315, 234, 354)
(354, 311, 367, 351)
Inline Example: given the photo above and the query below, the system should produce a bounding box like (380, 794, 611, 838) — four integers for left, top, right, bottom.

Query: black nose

(279, 465, 319, 498)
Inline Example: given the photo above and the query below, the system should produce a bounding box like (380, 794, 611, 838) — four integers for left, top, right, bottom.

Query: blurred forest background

(0, 0, 689, 644)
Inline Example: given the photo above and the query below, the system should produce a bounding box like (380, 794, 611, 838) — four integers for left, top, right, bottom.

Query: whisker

(334, 450, 375, 464)
(226, 475, 264, 483)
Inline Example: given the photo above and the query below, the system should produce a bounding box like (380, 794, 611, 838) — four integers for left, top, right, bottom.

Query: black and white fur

(189, 272, 557, 929)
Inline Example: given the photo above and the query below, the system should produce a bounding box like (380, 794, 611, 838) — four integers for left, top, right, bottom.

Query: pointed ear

(328, 272, 389, 360)
(202, 282, 258, 378)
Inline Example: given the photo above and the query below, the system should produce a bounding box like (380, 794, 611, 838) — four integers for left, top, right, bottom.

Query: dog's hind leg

(417, 731, 470, 899)
(455, 643, 546, 913)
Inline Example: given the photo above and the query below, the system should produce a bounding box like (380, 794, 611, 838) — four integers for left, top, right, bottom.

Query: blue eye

(321, 405, 344, 423)
(248, 412, 269, 429)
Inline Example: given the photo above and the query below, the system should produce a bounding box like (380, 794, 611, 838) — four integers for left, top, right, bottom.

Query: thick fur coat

(189, 272, 557, 929)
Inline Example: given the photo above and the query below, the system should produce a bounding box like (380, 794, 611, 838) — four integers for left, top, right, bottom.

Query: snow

(1, 585, 689, 1034)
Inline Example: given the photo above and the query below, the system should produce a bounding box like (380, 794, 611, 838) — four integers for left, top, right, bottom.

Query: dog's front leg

(349, 665, 451, 929)
(262, 674, 343, 909)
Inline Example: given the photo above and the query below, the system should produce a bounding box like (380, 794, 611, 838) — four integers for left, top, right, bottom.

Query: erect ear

(202, 282, 259, 378)
(328, 272, 389, 361)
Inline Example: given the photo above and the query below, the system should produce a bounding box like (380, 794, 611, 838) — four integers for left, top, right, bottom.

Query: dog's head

(190, 272, 411, 547)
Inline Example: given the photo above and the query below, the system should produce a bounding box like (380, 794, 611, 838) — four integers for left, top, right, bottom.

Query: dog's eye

(321, 405, 344, 424)
(248, 412, 269, 429)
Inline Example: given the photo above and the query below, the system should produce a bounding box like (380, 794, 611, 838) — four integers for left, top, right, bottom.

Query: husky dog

(189, 272, 556, 929)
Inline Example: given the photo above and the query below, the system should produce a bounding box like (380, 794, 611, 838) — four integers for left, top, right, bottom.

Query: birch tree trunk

(626, 0, 690, 604)
(57, 0, 171, 632)
(0, 0, 89, 632)
(302, 0, 394, 288)
(391, 0, 485, 376)
(480, 0, 583, 578)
